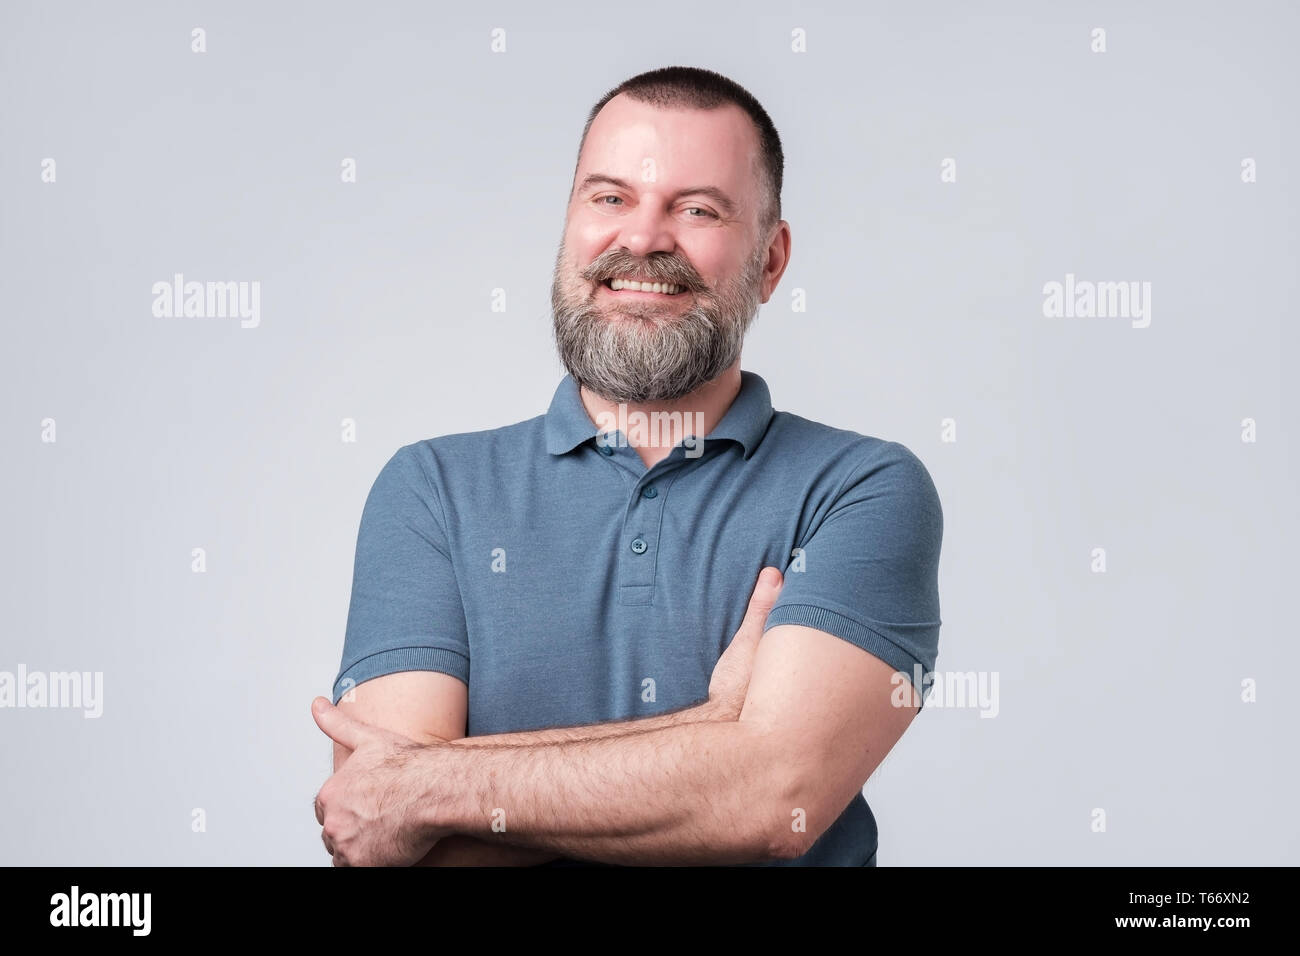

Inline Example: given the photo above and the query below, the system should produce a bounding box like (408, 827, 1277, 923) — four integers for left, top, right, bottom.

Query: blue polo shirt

(332, 369, 943, 866)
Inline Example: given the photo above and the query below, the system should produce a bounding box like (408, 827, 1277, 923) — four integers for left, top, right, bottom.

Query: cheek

(679, 242, 734, 282)
(570, 217, 611, 249)
(566, 244, 606, 281)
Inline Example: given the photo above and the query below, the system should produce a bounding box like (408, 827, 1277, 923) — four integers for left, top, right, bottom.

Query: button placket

(594, 430, 620, 458)
(616, 465, 678, 605)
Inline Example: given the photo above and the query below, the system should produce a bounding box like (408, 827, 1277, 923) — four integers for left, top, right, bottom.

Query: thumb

(739, 565, 784, 634)
(312, 696, 368, 750)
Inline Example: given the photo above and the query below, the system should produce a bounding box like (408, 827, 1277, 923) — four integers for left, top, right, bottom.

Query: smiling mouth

(601, 277, 688, 296)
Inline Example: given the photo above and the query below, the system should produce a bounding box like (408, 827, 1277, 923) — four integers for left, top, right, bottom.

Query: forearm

(414, 701, 728, 864)
(448, 697, 729, 748)
(427, 719, 797, 865)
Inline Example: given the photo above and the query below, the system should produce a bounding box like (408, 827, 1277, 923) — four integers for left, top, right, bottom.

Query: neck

(578, 362, 743, 469)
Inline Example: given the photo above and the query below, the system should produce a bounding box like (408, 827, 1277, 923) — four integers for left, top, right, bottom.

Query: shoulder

(766, 412, 942, 538)
(354, 417, 543, 535)
(368, 414, 549, 514)
(404, 413, 547, 463)
(766, 411, 938, 488)
(381, 414, 548, 482)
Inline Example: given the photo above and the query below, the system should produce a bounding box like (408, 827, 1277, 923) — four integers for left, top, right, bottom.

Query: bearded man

(313, 65, 944, 868)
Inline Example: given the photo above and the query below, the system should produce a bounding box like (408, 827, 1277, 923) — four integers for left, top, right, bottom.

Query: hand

(312, 696, 452, 866)
(707, 566, 784, 720)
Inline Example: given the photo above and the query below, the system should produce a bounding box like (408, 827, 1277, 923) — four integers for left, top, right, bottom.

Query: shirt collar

(544, 370, 774, 460)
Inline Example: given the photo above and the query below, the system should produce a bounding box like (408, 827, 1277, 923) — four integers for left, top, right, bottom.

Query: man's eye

(685, 207, 718, 219)
(597, 195, 623, 206)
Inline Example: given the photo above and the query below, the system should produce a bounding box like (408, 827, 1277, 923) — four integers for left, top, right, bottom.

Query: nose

(615, 197, 678, 259)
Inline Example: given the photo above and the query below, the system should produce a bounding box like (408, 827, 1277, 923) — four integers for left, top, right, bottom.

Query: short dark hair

(574, 66, 784, 232)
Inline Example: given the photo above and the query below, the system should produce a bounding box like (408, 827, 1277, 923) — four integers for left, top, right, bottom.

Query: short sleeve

(332, 443, 470, 704)
(763, 441, 943, 708)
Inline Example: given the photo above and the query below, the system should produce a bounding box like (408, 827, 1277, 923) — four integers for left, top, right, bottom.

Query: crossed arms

(317, 568, 922, 866)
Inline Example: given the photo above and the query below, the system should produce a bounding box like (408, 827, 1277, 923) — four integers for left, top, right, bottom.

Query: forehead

(578, 93, 761, 200)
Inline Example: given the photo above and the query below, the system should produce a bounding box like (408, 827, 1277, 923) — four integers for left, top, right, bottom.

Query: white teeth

(610, 278, 682, 294)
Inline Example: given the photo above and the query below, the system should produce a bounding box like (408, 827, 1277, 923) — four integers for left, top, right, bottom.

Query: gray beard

(551, 246, 766, 403)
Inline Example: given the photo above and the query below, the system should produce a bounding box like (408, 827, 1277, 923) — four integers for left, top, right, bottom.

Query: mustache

(580, 252, 706, 292)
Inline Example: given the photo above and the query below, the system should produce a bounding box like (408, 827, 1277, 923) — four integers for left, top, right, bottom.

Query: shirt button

(630, 538, 647, 554)
(641, 485, 658, 499)
(598, 443, 615, 456)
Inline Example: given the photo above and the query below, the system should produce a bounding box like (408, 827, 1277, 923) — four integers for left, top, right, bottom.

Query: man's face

(551, 94, 775, 403)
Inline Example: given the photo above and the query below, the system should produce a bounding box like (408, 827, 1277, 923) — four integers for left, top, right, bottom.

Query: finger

(314, 794, 324, 826)
(739, 566, 784, 632)
(311, 696, 366, 750)
(321, 829, 334, 856)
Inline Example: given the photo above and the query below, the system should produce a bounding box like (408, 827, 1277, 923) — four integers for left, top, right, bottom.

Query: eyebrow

(575, 174, 739, 218)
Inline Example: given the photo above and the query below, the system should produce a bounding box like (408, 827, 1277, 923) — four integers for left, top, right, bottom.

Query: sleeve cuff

(763, 603, 932, 711)
(332, 646, 469, 704)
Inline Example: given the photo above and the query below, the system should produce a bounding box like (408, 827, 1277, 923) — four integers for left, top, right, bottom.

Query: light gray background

(2, 0, 1296, 865)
